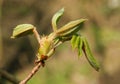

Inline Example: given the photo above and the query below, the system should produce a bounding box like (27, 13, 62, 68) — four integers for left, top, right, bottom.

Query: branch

(0, 69, 19, 84)
(19, 27, 42, 84)
(19, 62, 42, 84)
(0, 0, 3, 65)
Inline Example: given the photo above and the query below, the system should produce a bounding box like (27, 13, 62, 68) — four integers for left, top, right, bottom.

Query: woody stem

(19, 62, 42, 84)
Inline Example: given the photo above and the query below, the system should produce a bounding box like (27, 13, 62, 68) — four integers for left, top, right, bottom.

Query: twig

(0, 0, 3, 66)
(19, 62, 42, 84)
(0, 69, 19, 84)
(19, 27, 42, 84)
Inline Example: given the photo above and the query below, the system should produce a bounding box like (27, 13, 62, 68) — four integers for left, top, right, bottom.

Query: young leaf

(82, 37, 100, 71)
(74, 36, 80, 49)
(11, 24, 34, 38)
(56, 19, 87, 37)
(52, 8, 64, 32)
(78, 36, 83, 57)
(53, 37, 60, 46)
(71, 34, 78, 49)
(71, 35, 83, 57)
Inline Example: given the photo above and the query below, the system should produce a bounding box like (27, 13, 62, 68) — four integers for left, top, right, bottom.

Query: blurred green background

(0, 0, 120, 84)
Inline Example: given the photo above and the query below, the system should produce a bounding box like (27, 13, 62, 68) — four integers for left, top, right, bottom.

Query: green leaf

(52, 8, 64, 32)
(53, 37, 60, 46)
(71, 34, 78, 49)
(74, 36, 80, 49)
(11, 24, 34, 38)
(82, 37, 100, 71)
(71, 35, 83, 57)
(78, 36, 83, 57)
(56, 19, 87, 37)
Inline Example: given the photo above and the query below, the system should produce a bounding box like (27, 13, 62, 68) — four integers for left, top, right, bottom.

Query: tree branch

(0, 0, 3, 66)
(0, 69, 19, 84)
(19, 62, 42, 84)
(19, 27, 42, 84)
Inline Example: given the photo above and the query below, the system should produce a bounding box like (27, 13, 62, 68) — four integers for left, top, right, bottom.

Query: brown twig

(0, 0, 3, 66)
(19, 27, 42, 84)
(0, 69, 19, 84)
(19, 62, 42, 84)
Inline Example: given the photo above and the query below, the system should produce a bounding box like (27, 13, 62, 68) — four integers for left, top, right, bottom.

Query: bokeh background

(0, 0, 120, 84)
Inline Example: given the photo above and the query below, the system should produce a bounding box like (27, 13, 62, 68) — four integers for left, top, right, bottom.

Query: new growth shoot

(11, 8, 100, 84)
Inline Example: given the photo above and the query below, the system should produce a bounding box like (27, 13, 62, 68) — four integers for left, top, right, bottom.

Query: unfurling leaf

(52, 8, 64, 32)
(56, 19, 87, 37)
(82, 37, 100, 71)
(71, 34, 83, 57)
(74, 36, 80, 49)
(11, 24, 34, 38)
(71, 34, 78, 49)
(78, 36, 83, 57)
